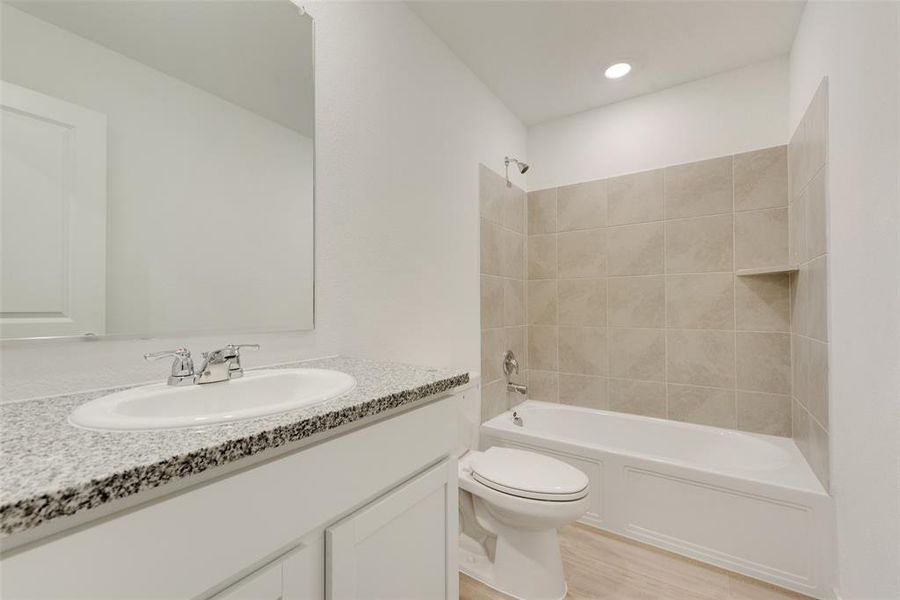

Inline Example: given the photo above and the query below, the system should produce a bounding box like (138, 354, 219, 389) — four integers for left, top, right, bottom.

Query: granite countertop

(0, 357, 469, 537)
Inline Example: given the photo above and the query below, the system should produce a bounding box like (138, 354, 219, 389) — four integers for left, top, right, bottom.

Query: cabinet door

(215, 561, 282, 600)
(326, 459, 457, 600)
(283, 536, 326, 600)
(213, 538, 325, 600)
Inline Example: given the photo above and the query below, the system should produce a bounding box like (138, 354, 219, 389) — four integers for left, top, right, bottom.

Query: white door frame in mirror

(0, 82, 108, 339)
(0, 2, 316, 343)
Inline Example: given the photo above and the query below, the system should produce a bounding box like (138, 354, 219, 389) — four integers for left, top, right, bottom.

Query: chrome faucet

(503, 350, 528, 396)
(196, 344, 259, 384)
(144, 348, 196, 386)
(144, 344, 259, 386)
(507, 381, 528, 395)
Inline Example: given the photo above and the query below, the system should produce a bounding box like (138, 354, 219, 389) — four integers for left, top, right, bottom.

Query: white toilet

(457, 385, 590, 600)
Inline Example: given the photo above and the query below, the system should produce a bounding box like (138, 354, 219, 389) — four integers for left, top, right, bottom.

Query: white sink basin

(68, 369, 357, 431)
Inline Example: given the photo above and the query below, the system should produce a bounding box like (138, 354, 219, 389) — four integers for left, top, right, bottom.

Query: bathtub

(480, 400, 833, 598)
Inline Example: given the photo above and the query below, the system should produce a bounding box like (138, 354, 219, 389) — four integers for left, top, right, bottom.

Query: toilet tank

(455, 374, 481, 457)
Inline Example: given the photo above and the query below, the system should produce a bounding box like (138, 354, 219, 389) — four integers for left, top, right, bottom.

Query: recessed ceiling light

(604, 62, 632, 79)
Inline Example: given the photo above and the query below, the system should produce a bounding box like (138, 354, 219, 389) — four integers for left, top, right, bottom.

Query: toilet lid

(470, 447, 589, 502)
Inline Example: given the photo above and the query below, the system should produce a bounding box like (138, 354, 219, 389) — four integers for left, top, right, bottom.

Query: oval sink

(69, 369, 357, 431)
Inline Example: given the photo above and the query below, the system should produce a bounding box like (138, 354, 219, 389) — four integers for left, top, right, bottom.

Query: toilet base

(456, 450, 589, 600)
(459, 527, 568, 600)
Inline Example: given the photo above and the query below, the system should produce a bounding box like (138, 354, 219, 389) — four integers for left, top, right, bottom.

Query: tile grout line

(517, 187, 525, 413)
(554, 188, 560, 403)
(788, 144, 797, 440)
(527, 370, 790, 400)
(533, 269, 785, 280)
(525, 205, 779, 240)
(732, 154, 740, 429)
(604, 182, 610, 409)
(663, 167, 669, 419)
(521, 189, 528, 405)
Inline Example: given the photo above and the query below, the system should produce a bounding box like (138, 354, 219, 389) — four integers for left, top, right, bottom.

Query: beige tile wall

(524, 146, 794, 436)
(480, 165, 527, 422)
(789, 79, 830, 488)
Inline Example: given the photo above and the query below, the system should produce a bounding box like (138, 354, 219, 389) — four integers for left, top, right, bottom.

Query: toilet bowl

(458, 447, 590, 600)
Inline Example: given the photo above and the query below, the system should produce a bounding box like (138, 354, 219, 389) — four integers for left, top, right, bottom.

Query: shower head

(504, 156, 530, 187)
(505, 156, 529, 174)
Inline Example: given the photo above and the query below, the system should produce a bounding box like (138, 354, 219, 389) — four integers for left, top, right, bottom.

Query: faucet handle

(228, 343, 260, 353)
(222, 344, 259, 378)
(502, 350, 519, 378)
(144, 348, 195, 385)
(195, 344, 259, 384)
(144, 348, 191, 362)
(216, 343, 259, 360)
(201, 344, 258, 360)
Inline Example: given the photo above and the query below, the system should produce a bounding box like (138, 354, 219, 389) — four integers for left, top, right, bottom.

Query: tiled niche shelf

(735, 265, 799, 277)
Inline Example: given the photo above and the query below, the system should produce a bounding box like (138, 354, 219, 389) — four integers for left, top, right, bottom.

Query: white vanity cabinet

(327, 460, 457, 599)
(216, 560, 286, 600)
(1, 395, 461, 600)
(214, 458, 457, 600)
(215, 538, 325, 600)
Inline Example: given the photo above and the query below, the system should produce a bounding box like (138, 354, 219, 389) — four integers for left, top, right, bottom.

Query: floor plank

(459, 524, 811, 600)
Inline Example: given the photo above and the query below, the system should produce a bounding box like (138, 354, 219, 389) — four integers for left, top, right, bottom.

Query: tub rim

(482, 400, 828, 497)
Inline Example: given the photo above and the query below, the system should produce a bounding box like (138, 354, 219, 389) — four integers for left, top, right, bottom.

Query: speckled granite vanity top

(0, 357, 469, 537)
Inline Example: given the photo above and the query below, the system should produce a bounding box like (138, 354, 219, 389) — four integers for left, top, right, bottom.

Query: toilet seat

(470, 447, 589, 502)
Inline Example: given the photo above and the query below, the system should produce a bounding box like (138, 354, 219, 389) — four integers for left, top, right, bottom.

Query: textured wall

(523, 147, 794, 435)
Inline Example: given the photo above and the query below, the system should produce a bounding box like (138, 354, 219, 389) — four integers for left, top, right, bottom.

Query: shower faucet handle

(502, 350, 520, 378)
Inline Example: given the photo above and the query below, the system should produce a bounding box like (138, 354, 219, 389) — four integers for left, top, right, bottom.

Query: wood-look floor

(459, 523, 811, 600)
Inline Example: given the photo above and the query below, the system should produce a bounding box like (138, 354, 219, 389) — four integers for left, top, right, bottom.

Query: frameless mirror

(0, 0, 314, 339)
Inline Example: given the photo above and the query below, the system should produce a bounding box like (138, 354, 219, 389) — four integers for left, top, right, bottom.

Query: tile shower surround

(480, 166, 527, 421)
(789, 79, 830, 488)
(521, 146, 795, 437)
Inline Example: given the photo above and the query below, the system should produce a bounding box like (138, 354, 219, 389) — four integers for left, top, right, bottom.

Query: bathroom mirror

(0, 0, 315, 339)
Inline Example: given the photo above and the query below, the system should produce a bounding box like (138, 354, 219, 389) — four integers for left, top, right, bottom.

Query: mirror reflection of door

(1, 82, 108, 338)
(0, 1, 315, 339)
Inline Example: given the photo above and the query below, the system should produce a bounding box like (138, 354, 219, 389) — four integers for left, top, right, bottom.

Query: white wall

(527, 58, 788, 190)
(788, 2, 900, 597)
(2, 5, 314, 336)
(0, 1, 527, 401)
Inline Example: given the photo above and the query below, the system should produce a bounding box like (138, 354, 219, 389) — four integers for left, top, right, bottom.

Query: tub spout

(507, 382, 527, 395)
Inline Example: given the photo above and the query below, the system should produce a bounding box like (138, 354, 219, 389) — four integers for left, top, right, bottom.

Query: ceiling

(409, 0, 805, 126)
(9, 0, 314, 137)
